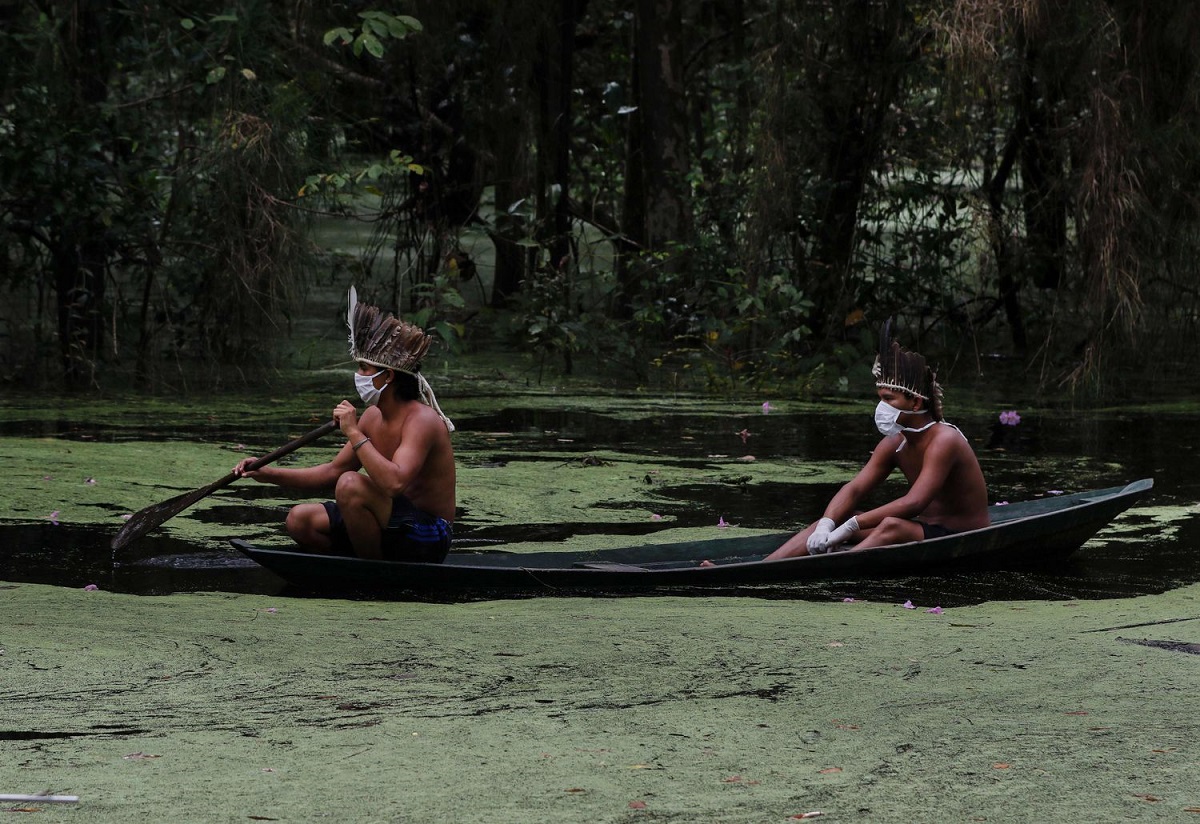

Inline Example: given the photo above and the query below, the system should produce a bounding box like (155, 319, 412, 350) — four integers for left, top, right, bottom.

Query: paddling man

(767, 320, 989, 560)
(233, 287, 456, 562)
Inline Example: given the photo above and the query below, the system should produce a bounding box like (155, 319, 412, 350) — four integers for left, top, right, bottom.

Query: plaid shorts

(322, 496, 452, 563)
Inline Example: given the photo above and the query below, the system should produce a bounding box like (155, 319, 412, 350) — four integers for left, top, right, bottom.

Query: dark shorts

(920, 522, 959, 540)
(322, 496, 452, 563)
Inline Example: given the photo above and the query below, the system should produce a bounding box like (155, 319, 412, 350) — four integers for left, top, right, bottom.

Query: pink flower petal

(84, 477, 96, 485)
(121, 513, 132, 520)
(717, 517, 730, 528)
(84, 584, 99, 592)
(842, 597, 856, 603)
(761, 402, 773, 414)
(47, 510, 60, 526)
(650, 513, 663, 521)
(926, 606, 943, 615)
(902, 599, 915, 609)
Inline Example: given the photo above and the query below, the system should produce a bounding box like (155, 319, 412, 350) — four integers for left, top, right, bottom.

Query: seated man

(234, 287, 456, 562)
(767, 320, 989, 559)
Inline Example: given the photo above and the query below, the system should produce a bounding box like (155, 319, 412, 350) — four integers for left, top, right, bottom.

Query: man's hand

(232, 457, 261, 480)
(806, 518, 835, 554)
(334, 400, 360, 438)
(826, 516, 860, 550)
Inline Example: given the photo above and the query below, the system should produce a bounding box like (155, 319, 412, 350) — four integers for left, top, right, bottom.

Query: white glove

(825, 516, 860, 551)
(806, 518, 836, 554)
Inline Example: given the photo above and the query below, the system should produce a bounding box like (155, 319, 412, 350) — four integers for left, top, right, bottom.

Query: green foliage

(407, 269, 468, 352)
(508, 261, 589, 371)
(324, 11, 422, 59)
(4, 0, 1200, 392)
(299, 150, 425, 201)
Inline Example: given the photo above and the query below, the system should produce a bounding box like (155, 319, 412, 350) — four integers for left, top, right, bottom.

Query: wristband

(352, 437, 371, 452)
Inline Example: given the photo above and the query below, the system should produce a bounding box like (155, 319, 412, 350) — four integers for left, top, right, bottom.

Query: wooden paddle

(111, 419, 341, 550)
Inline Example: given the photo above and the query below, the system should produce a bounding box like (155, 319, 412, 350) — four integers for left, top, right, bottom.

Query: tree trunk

(633, 0, 691, 252)
(804, 0, 912, 339)
(1017, 35, 1067, 290)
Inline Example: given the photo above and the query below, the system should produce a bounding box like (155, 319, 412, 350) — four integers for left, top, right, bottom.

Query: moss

(0, 432, 853, 551)
(3, 582, 1199, 821)
(1, 355, 1194, 820)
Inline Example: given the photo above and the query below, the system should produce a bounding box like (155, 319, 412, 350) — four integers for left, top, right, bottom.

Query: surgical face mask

(874, 399, 930, 437)
(354, 369, 389, 406)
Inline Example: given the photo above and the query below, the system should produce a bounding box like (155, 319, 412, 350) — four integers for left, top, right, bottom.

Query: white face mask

(354, 369, 389, 406)
(874, 400, 931, 437)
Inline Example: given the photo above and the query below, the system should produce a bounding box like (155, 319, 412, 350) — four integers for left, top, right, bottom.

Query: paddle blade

(110, 476, 230, 550)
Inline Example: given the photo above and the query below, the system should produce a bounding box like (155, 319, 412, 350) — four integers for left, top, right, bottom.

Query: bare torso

(888, 422, 989, 531)
(360, 400, 456, 522)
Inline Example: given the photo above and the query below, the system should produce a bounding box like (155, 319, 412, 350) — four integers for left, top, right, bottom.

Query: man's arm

(818, 441, 897, 523)
(233, 405, 376, 490)
(768, 440, 896, 559)
(233, 441, 360, 491)
(849, 435, 957, 530)
(344, 414, 438, 498)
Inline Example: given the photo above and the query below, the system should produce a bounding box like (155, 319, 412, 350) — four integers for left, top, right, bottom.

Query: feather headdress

(348, 286, 432, 373)
(347, 286, 454, 431)
(872, 318, 943, 420)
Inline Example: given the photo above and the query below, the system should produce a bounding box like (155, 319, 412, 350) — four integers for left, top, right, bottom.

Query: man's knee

(334, 471, 370, 505)
(286, 503, 323, 542)
(875, 516, 906, 537)
(875, 516, 921, 542)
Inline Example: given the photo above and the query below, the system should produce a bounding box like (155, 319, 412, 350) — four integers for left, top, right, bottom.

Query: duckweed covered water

(1, 391, 1198, 603)
(3, 376, 1200, 822)
(3, 581, 1199, 821)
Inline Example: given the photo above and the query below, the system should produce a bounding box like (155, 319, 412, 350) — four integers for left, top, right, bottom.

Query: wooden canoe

(231, 479, 1153, 596)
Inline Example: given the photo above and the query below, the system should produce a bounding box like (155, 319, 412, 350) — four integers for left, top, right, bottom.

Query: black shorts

(322, 496, 452, 563)
(920, 522, 959, 540)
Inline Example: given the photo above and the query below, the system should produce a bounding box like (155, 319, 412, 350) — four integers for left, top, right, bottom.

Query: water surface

(2, 400, 1194, 603)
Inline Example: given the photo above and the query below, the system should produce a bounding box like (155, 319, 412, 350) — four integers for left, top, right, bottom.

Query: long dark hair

(386, 368, 421, 401)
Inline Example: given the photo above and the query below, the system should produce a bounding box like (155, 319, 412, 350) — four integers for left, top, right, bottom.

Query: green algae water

(4, 382, 1200, 823)
(1, 388, 1197, 604)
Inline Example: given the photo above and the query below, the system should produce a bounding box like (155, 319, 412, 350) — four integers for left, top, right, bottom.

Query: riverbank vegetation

(3, 1, 1199, 393)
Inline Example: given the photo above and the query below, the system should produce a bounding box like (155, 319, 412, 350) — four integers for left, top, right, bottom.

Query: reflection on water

(1, 404, 1197, 603)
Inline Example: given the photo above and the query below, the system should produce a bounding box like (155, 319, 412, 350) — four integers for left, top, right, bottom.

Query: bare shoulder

(931, 422, 980, 461)
(400, 401, 451, 439)
(357, 405, 385, 430)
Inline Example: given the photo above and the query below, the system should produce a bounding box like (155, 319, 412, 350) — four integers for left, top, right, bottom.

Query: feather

(345, 286, 436, 373)
(873, 317, 934, 406)
(878, 317, 894, 368)
(341, 286, 452, 429)
(347, 286, 360, 353)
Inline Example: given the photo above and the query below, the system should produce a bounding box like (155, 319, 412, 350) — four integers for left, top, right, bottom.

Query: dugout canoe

(231, 479, 1152, 595)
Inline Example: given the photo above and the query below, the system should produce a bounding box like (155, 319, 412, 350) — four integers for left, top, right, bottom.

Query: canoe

(231, 479, 1153, 596)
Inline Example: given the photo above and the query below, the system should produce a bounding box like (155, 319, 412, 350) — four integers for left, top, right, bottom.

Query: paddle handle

(111, 418, 341, 550)
(247, 418, 341, 471)
(198, 418, 341, 496)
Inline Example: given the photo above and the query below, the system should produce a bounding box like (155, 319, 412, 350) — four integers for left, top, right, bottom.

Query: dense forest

(2, 0, 1199, 391)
